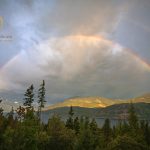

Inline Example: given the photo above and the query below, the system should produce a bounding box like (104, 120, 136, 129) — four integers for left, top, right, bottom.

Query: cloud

(1, 0, 124, 49)
(112, 0, 150, 63)
(0, 35, 150, 102)
(0, 0, 125, 68)
(0, 0, 150, 102)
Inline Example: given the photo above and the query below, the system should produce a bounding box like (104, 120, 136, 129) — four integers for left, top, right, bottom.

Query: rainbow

(0, 34, 150, 72)
(80, 34, 150, 71)
(125, 48, 150, 71)
(87, 34, 150, 71)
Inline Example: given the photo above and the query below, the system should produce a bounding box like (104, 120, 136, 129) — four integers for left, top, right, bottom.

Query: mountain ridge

(43, 94, 150, 111)
(41, 103, 150, 124)
(1, 93, 150, 112)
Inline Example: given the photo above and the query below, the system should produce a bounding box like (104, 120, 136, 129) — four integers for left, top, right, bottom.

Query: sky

(0, 0, 150, 104)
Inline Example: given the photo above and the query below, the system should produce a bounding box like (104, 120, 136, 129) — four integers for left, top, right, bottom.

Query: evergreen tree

(128, 103, 138, 130)
(0, 99, 5, 149)
(1, 83, 150, 150)
(66, 106, 74, 130)
(102, 118, 112, 142)
(38, 80, 46, 121)
(108, 135, 149, 150)
(23, 84, 34, 109)
(69, 105, 74, 116)
(0, 108, 3, 116)
(79, 116, 85, 131)
(115, 120, 130, 137)
(89, 119, 101, 149)
(74, 117, 80, 134)
(84, 116, 90, 129)
(37, 131, 49, 150)
(144, 121, 150, 146)
(12, 120, 39, 150)
(90, 118, 98, 134)
(16, 106, 25, 122)
(7, 107, 14, 127)
(0, 99, 3, 116)
(75, 128, 96, 150)
(47, 115, 75, 150)
(121, 120, 130, 135)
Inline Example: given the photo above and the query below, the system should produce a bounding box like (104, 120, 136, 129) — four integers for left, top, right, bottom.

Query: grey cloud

(1, 35, 150, 103)
(0, 0, 150, 103)
(0, 0, 124, 67)
(113, 0, 150, 62)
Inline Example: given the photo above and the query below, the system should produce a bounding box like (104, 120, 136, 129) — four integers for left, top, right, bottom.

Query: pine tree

(66, 106, 74, 130)
(74, 117, 80, 134)
(16, 106, 25, 122)
(47, 115, 75, 150)
(128, 103, 138, 130)
(84, 116, 90, 129)
(90, 118, 98, 134)
(102, 118, 112, 142)
(23, 84, 34, 109)
(7, 107, 15, 128)
(0, 108, 3, 116)
(108, 135, 148, 150)
(75, 128, 95, 150)
(144, 121, 150, 146)
(0, 99, 3, 117)
(69, 106, 74, 116)
(38, 80, 46, 121)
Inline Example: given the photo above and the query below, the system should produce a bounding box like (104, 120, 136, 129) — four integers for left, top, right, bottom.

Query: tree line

(0, 81, 150, 150)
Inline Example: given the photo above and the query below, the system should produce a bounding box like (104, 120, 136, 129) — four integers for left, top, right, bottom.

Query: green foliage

(74, 117, 80, 134)
(128, 103, 139, 130)
(47, 115, 75, 150)
(0, 83, 150, 150)
(38, 80, 46, 108)
(0, 108, 3, 116)
(37, 131, 49, 150)
(90, 118, 98, 134)
(114, 121, 130, 137)
(66, 106, 74, 130)
(38, 80, 46, 121)
(69, 106, 74, 116)
(143, 121, 150, 146)
(75, 128, 95, 150)
(108, 135, 149, 150)
(84, 116, 90, 129)
(102, 118, 112, 142)
(0, 106, 150, 150)
(23, 84, 34, 108)
(16, 106, 25, 121)
(12, 125, 38, 150)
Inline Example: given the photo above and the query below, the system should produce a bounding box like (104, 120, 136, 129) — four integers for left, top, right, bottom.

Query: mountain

(129, 93, 150, 103)
(41, 94, 150, 123)
(43, 94, 150, 110)
(43, 97, 116, 110)
(96, 102, 150, 120)
(1, 93, 150, 113)
(1, 94, 150, 125)
(41, 103, 150, 124)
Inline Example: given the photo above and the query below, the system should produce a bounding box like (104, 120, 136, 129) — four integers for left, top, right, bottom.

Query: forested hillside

(0, 83, 150, 150)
